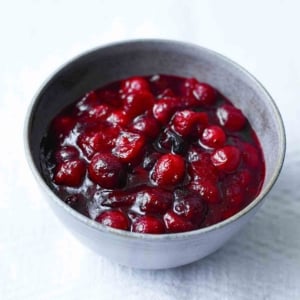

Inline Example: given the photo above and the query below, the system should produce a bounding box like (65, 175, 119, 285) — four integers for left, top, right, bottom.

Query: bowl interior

(27, 40, 285, 218)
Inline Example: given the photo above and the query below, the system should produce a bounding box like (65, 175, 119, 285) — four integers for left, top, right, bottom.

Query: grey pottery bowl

(24, 40, 285, 269)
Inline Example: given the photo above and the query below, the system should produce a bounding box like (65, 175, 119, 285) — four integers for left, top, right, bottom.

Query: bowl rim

(24, 38, 286, 241)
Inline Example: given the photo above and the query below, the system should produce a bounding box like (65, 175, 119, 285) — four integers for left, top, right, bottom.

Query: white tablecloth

(1, 1, 299, 299)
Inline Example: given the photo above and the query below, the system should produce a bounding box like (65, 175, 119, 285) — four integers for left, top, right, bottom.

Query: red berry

(121, 77, 150, 94)
(113, 131, 146, 164)
(173, 192, 206, 225)
(106, 109, 130, 127)
(51, 115, 75, 138)
(96, 210, 130, 230)
(181, 78, 196, 97)
(201, 125, 226, 148)
(102, 190, 136, 208)
(76, 91, 100, 111)
(163, 211, 194, 233)
(77, 131, 97, 158)
(182, 78, 217, 106)
(127, 167, 149, 186)
(189, 179, 221, 204)
(153, 98, 181, 124)
(133, 216, 165, 234)
(54, 146, 79, 162)
(150, 74, 172, 94)
(87, 104, 110, 121)
(158, 88, 175, 98)
(88, 153, 125, 188)
(211, 146, 241, 173)
(123, 91, 154, 118)
(151, 153, 185, 187)
(171, 110, 208, 136)
(171, 109, 197, 135)
(77, 127, 120, 158)
(193, 83, 217, 105)
(188, 149, 218, 182)
(130, 114, 160, 139)
(54, 159, 86, 187)
(137, 187, 173, 214)
(217, 104, 246, 131)
(189, 161, 218, 182)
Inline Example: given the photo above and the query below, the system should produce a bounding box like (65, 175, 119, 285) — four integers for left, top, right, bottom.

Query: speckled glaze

(24, 40, 285, 269)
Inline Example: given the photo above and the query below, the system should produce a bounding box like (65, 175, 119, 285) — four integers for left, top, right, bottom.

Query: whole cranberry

(151, 153, 186, 187)
(158, 88, 175, 98)
(133, 216, 165, 234)
(87, 104, 111, 122)
(211, 146, 241, 173)
(120, 76, 150, 94)
(163, 211, 194, 233)
(192, 83, 217, 106)
(77, 127, 120, 158)
(217, 104, 246, 131)
(54, 146, 79, 162)
(188, 149, 218, 182)
(130, 114, 160, 139)
(127, 167, 149, 186)
(76, 91, 99, 111)
(201, 125, 226, 148)
(77, 131, 99, 158)
(182, 78, 217, 106)
(54, 159, 86, 187)
(150, 74, 172, 94)
(123, 91, 154, 118)
(113, 131, 146, 164)
(188, 179, 221, 204)
(106, 109, 130, 127)
(96, 210, 130, 230)
(171, 110, 208, 137)
(88, 153, 125, 188)
(153, 98, 182, 124)
(102, 190, 136, 208)
(173, 192, 206, 225)
(51, 115, 76, 139)
(137, 187, 173, 214)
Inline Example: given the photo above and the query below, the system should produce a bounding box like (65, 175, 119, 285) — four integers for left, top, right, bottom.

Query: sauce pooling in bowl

(40, 74, 265, 234)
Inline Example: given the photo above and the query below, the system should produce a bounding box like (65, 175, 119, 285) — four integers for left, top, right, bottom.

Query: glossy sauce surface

(40, 75, 265, 234)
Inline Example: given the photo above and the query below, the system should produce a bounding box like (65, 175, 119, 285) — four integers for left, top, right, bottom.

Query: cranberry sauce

(40, 75, 265, 234)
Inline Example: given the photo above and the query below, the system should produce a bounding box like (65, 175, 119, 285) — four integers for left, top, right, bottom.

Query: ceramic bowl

(24, 40, 285, 269)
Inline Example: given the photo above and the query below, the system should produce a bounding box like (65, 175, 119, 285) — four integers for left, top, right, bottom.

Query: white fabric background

(1, 1, 299, 299)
